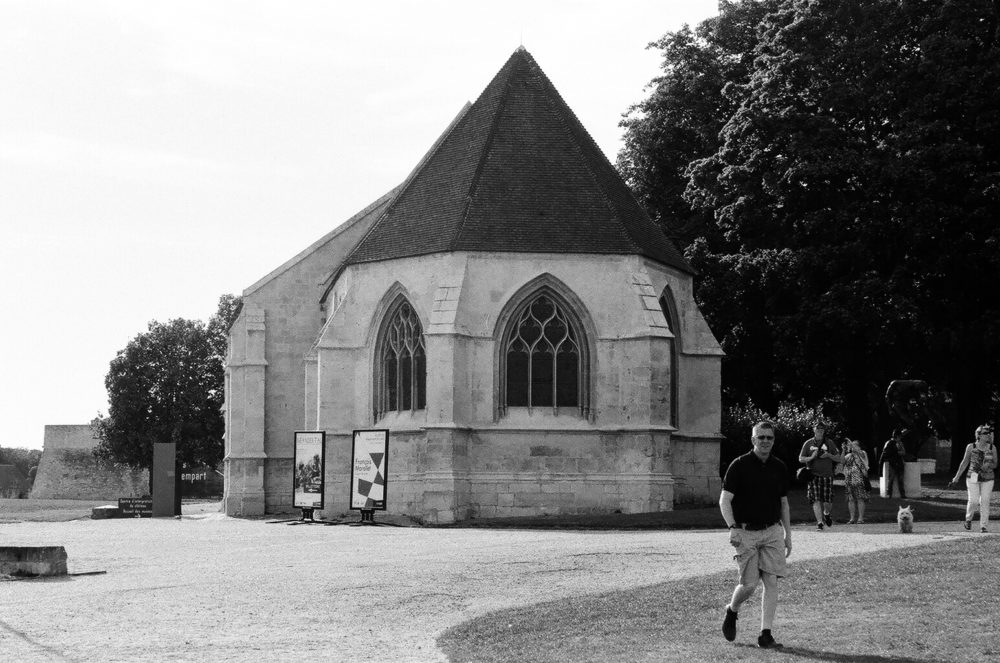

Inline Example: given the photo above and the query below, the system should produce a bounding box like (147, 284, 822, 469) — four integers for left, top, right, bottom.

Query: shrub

(720, 400, 836, 483)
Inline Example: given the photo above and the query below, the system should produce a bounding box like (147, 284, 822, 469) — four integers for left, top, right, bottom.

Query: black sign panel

(118, 497, 153, 518)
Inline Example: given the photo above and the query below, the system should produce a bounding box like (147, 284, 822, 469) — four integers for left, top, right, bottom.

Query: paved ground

(1, 505, 987, 663)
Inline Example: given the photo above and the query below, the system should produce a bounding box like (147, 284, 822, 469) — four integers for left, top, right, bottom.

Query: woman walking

(950, 424, 996, 532)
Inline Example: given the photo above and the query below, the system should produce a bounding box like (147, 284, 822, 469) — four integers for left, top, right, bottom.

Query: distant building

(224, 48, 724, 523)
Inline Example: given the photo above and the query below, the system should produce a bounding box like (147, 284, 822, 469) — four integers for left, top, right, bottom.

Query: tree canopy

(619, 0, 1000, 451)
(95, 294, 242, 472)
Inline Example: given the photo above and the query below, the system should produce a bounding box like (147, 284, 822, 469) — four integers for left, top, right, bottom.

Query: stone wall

(30, 425, 148, 500)
(228, 245, 724, 522)
(303, 253, 722, 523)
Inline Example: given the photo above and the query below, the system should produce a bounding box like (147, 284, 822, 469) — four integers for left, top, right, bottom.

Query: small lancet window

(659, 289, 680, 428)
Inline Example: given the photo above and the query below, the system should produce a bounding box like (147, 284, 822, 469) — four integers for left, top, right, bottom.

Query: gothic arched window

(374, 299, 426, 419)
(500, 291, 589, 416)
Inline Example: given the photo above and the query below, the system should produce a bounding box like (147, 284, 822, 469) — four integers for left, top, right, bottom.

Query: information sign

(293, 431, 326, 510)
(118, 497, 153, 518)
(350, 429, 388, 510)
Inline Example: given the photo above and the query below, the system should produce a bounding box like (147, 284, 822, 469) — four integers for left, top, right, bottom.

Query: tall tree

(620, 0, 1000, 455)
(95, 295, 242, 477)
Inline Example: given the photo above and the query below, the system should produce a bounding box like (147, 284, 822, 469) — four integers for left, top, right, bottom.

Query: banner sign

(293, 431, 326, 509)
(350, 429, 388, 510)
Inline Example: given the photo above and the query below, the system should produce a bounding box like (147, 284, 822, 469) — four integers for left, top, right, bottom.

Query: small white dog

(897, 505, 914, 533)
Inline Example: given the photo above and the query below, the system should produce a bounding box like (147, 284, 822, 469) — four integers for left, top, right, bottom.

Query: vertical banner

(350, 429, 389, 510)
(293, 431, 326, 509)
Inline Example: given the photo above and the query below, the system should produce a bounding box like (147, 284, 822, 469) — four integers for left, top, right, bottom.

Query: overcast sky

(0, 1, 720, 450)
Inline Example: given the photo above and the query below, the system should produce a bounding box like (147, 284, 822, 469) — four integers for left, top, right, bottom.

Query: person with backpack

(880, 428, 908, 499)
(949, 424, 996, 532)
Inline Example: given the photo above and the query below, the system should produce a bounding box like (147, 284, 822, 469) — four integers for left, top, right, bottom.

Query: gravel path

(0, 512, 984, 662)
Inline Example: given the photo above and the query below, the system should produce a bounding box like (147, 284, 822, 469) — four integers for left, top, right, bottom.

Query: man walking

(798, 420, 842, 529)
(719, 420, 793, 649)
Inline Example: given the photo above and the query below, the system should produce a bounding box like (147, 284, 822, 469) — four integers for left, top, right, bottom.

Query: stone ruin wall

(30, 425, 148, 500)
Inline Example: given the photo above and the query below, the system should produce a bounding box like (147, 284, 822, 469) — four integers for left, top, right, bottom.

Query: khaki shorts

(730, 523, 787, 584)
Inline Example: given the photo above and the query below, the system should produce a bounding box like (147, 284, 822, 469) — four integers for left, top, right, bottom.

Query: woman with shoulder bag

(842, 439, 870, 524)
(949, 424, 996, 532)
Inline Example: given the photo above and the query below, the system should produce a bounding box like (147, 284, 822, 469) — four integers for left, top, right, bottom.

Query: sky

(0, 0, 721, 450)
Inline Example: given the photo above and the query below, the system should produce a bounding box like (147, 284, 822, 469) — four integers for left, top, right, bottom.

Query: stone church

(224, 48, 723, 523)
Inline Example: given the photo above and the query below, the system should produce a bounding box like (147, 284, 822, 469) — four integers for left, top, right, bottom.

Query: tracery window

(374, 299, 426, 419)
(500, 292, 588, 416)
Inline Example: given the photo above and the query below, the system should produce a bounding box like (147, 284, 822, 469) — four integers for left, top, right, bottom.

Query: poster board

(350, 429, 388, 510)
(293, 431, 326, 510)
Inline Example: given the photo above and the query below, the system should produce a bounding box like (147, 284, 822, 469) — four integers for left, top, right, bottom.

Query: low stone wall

(0, 546, 68, 577)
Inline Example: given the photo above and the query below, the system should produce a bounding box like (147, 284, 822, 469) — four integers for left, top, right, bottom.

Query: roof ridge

(340, 101, 474, 270)
(530, 54, 640, 255)
(245, 186, 401, 297)
(451, 50, 523, 251)
(528, 52, 691, 272)
(339, 47, 693, 274)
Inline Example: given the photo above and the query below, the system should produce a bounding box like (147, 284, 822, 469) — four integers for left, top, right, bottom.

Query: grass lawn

(438, 535, 1000, 662)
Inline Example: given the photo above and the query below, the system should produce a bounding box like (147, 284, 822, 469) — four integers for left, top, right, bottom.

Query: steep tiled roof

(344, 47, 692, 273)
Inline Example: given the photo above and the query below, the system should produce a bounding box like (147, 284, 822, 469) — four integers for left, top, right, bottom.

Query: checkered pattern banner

(351, 430, 388, 510)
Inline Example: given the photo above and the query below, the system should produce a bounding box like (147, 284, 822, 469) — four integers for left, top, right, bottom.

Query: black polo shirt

(722, 451, 788, 526)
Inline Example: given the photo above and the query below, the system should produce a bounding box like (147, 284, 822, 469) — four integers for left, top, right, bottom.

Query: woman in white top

(950, 424, 996, 532)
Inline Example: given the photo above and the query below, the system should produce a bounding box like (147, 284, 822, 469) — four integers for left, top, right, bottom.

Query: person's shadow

(737, 643, 950, 662)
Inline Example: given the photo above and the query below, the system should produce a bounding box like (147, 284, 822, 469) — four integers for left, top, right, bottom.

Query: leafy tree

(0, 446, 43, 483)
(208, 293, 242, 357)
(620, 0, 1000, 462)
(94, 295, 242, 480)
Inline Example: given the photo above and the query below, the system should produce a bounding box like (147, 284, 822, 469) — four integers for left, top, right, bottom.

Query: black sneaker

(758, 632, 783, 649)
(964, 520, 972, 531)
(817, 522, 824, 531)
(823, 513, 833, 527)
(722, 607, 738, 641)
